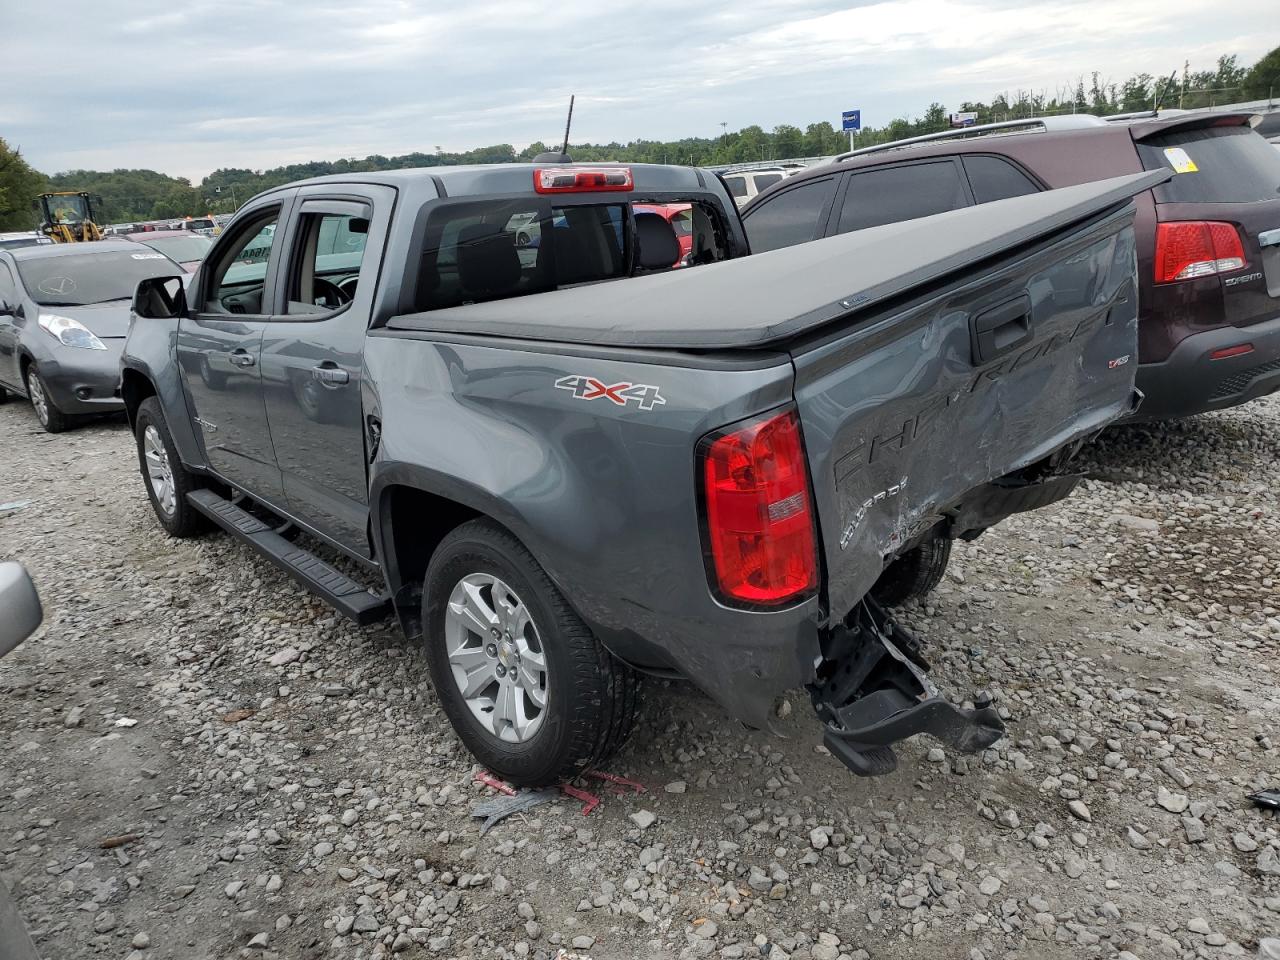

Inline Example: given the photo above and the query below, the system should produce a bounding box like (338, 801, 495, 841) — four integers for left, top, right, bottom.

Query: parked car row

(741, 109, 1280, 422)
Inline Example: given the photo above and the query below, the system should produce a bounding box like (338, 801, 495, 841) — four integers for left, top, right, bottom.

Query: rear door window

(743, 178, 836, 253)
(962, 155, 1040, 203)
(416, 200, 628, 311)
(837, 160, 970, 234)
(751, 173, 784, 194)
(1137, 126, 1280, 203)
(724, 176, 748, 199)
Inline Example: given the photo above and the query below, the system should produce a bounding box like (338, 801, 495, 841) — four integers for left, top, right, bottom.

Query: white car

(721, 167, 800, 208)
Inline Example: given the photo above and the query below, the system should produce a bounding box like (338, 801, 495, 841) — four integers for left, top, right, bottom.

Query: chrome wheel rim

(444, 573, 548, 743)
(27, 371, 49, 425)
(143, 424, 176, 517)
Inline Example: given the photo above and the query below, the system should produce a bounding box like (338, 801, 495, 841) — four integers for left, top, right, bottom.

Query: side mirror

(0, 562, 43, 658)
(133, 275, 187, 320)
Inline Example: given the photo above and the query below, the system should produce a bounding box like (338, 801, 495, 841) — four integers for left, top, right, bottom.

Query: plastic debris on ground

(471, 788, 559, 835)
(1249, 788, 1280, 811)
(0, 500, 31, 514)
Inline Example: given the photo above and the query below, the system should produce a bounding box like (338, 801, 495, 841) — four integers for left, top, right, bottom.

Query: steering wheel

(313, 277, 350, 309)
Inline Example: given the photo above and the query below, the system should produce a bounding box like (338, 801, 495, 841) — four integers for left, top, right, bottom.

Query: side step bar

(187, 489, 393, 626)
(810, 597, 1004, 777)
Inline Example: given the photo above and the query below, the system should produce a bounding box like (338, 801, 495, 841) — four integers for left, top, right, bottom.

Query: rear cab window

(413, 197, 729, 312)
(1137, 126, 1280, 203)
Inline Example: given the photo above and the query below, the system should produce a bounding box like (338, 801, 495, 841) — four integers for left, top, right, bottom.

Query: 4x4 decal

(555, 375, 666, 411)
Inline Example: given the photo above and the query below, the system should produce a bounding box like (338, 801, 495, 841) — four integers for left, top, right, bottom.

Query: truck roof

(387, 171, 1168, 350)
(253, 162, 722, 202)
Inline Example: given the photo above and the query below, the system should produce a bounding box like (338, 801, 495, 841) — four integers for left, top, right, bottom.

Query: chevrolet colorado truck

(122, 162, 1165, 784)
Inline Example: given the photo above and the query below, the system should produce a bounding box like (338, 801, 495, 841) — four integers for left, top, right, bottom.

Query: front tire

(872, 537, 953, 606)
(423, 519, 641, 786)
(135, 396, 205, 538)
(24, 364, 71, 433)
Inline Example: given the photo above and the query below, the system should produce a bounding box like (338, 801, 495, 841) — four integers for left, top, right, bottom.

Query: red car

(634, 203, 693, 267)
(121, 229, 213, 273)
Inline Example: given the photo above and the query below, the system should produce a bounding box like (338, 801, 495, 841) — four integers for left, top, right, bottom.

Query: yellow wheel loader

(36, 192, 103, 243)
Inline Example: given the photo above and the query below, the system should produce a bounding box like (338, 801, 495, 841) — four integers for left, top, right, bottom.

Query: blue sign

(841, 109, 861, 132)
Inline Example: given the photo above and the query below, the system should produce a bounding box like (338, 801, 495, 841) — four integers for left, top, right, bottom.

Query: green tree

(0, 139, 45, 231)
(1242, 44, 1280, 100)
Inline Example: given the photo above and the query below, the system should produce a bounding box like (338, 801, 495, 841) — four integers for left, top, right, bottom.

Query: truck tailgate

(796, 190, 1153, 618)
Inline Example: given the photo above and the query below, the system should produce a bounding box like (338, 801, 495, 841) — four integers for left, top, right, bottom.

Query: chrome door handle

(312, 364, 349, 384)
(1260, 228, 1280, 249)
(228, 350, 256, 368)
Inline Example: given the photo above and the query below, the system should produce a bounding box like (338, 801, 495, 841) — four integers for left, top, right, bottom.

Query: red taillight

(1154, 221, 1246, 283)
(533, 166, 633, 194)
(1210, 343, 1255, 360)
(700, 408, 818, 606)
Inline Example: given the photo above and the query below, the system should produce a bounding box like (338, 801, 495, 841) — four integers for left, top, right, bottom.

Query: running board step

(811, 597, 1005, 778)
(187, 489, 392, 626)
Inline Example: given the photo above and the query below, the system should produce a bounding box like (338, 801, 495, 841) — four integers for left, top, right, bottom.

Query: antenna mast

(562, 95, 575, 156)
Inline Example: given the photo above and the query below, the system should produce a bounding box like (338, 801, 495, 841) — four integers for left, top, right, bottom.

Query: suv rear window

(1138, 126, 1280, 203)
(416, 200, 628, 311)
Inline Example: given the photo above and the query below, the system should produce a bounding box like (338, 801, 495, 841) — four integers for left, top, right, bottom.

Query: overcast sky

(1, 1, 1273, 182)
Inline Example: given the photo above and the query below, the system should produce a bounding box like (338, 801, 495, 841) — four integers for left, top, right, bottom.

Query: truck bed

(386, 172, 1168, 350)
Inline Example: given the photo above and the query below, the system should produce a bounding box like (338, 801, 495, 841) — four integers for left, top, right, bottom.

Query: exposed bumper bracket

(811, 598, 1004, 777)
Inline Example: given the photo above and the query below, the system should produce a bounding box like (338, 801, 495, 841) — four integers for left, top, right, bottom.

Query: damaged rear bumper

(810, 598, 1005, 777)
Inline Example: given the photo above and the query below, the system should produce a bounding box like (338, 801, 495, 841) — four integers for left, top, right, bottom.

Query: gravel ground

(1, 394, 1278, 960)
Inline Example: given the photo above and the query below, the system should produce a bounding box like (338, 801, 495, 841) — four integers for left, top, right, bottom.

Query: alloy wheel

(26, 371, 49, 426)
(444, 573, 548, 743)
(143, 424, 176, 517)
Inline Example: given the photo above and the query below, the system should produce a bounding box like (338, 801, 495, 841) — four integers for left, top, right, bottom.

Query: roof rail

(706, 157, 830, 175)
(831, 114, 1108, 162)
(1102, 110, 1161, 122)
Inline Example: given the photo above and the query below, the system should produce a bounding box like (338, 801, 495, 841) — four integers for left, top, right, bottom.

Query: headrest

(457, 224, 521, 300)
(634, 212, 680, 270)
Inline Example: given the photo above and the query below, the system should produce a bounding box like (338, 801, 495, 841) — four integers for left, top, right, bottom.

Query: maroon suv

(742, 112, 1280, 421)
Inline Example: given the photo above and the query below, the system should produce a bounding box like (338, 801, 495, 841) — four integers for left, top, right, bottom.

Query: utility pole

(1180, 59, 1189, 109)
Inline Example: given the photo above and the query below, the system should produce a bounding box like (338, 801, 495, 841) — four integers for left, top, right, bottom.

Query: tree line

(1, 46, 1276, 231)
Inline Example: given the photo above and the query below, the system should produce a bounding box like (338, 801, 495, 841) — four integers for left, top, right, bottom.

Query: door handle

(228, 349, 256, 368)
(970, 295, 1033, 365)
(1260, 228, 1280, 249)
(312, 363, 349, 385)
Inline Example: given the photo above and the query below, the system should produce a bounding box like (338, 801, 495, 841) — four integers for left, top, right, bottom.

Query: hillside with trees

(5, 46, 1276, 228)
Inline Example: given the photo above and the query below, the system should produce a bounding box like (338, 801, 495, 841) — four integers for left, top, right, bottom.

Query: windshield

(44, 195, 90, 224)
(16, 250, 178, 306)
(139, 235, 214, 263)
(1138, 126, 1280, 203)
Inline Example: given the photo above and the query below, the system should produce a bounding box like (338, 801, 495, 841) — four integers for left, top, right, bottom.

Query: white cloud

(1, 0, 1273, 180)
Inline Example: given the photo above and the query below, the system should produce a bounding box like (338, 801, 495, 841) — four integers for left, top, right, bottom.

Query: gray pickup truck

(123, 162, 1164, 784)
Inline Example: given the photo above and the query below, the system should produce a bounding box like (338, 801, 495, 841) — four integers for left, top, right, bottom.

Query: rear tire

(872, 538, 953, 606)
(24, 364, 71, 433)
(423, 519, 641, 786)
(135, 396, 205, 538)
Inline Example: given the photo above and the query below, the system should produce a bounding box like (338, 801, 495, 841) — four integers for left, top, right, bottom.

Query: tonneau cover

(387, 171, 1169, 350)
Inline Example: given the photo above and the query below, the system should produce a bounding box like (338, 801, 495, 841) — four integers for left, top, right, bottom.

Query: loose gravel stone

(3, 393, 1280, 959)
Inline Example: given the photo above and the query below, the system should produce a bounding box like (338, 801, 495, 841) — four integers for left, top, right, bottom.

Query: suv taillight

(1154, 221, 1246, 283)
(699, 408, 818, 606)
